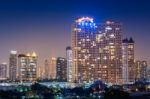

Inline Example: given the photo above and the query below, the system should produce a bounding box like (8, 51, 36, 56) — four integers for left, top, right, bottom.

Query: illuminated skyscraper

(50, 57, 56, 79)
(18, 52, 37, 82)
(56, 57, 67, 81)
(0, 63, 7, 80)
(9, 50, 17, 81)
(122, 38, 135, 84)
(66, 46, 73, 82)
(72, 17, 123, 84)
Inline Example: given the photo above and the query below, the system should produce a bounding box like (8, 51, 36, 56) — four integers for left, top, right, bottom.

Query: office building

(56, 57, 67, 81)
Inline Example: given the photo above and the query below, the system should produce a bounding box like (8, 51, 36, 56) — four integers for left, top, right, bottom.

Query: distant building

(0, 63, 7, 80)
(66, 46, 73, 82)
(56, 57, 67, 81)
(37, 66, 41, 79)
(72, 17, 123, 84)
(50, 57, 56, 79)
(147, 69, 150, 80)
(18, 52, 37, 82)
(135, 60, 147, 81)
(44, 59, 50, 79)
(122, 38, 135, 84)
(9, 50, 17, 81)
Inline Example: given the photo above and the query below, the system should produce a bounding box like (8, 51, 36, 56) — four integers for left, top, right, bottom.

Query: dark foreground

(0, 81, 150, 99)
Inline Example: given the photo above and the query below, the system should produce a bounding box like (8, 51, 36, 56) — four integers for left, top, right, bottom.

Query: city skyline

(0, 0, 149, 67)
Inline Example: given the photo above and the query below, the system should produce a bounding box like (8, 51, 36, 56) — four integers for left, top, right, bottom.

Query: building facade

(50, 57, 56, 79)
(66, 46, 73, 82)
(0, 63, 7, 80)
(122, 38, 135, 84)
(9, 50, 17, 81)
(18, 52, 37, 82)
(56, 57, 67, 81)
(72, 17, 123, 84)
(44, 59, 50, 79)
(135, 60, 147, 81)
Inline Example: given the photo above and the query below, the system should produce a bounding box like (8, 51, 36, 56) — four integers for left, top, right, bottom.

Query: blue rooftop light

(93, 23, 96, 26)
(85, 22, 88, 26)
(81, 22, 84, 26)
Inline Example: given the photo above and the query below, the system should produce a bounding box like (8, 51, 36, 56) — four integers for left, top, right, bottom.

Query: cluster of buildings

(38, 47, 72, 82)
(0, 51, 37, 82)
(71, 17, 149, 84)
(0, 17, 149, 84)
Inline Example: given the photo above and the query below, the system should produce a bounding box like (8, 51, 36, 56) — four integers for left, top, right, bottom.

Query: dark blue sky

(0, 0, 150, 66)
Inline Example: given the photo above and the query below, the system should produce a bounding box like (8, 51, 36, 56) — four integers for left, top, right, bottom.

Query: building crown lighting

(32, 52, 37, 57)
(76, 17, 93, 23)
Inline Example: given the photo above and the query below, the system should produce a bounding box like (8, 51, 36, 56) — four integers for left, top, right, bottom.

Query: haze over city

(0, 0, 150, 66)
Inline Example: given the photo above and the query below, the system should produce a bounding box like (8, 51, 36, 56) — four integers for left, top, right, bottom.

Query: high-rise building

(122, 39, 129, 84)
(135, 60, 147, 81)
(56, 57, 67, 81)
(72, 17, 123, 84)
(9, 50, 17, 81)
(44, 59, 50, 79)
(122, 38, 135, 84)
(66, 46, 73, 82)
(50, 57, 56, 79)
(18, 52, 37, 82)
(0, 63, 7, 80)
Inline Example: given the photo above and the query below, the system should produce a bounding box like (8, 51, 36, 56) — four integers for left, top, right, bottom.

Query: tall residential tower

(18, 52, 37, 82)
(72, 17, 123, 84)
(9, 50, 17, 81)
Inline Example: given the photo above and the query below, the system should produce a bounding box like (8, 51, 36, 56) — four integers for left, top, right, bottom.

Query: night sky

(0, 0, 150, 67)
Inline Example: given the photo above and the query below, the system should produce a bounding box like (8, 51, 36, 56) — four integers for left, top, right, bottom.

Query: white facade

(66, 47, 73, 82)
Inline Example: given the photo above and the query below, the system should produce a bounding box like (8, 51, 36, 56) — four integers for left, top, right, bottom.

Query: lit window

(103, 56, 107, 60)
(103, 65, 107, 68)
(109, 34, 115, 38)
(105, 26, 112, 31)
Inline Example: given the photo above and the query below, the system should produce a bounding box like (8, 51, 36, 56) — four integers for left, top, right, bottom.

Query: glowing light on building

(76, 17, 93, 23)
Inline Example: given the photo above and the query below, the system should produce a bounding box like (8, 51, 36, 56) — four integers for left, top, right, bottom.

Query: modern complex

(18, 52, 37, 82)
